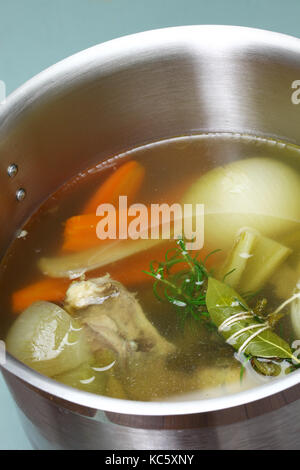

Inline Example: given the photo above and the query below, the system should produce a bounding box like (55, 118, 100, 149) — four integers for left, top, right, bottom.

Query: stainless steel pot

(1, 25, 300, 450)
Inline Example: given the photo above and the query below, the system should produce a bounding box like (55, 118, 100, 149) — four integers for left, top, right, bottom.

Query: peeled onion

(6, 301, 90, 377)
(182, 157, 300, 251)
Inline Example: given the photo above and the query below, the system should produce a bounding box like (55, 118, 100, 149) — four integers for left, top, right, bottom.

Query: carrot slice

(104, 243, 179, 286)
(87, 242, 215, 287)
(62, 163, 194, 254)
(62, 208, 149, 252)
(12, 241, 216, 313)
(83, 160, 145, 215)
(12, 278, 70, 313)
(62, 214, 103, 252)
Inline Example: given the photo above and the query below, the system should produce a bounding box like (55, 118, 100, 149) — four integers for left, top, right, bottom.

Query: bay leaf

(206, 278, 297, 361)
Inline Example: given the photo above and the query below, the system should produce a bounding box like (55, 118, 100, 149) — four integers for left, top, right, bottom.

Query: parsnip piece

(270, 224, 300, 299)
(38, 208, 199, 279)
(238, 234, 292, 292)
(290, 282, 300, 339)
(38, 238, 161, 279)
(218, 229, 256, 288)
(219, 229, 292, 293)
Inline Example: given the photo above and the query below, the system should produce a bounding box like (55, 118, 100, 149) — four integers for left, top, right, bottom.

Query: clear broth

(1, 133, 300, 401)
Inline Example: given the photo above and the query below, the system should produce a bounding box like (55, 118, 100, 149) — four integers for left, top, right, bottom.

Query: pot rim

(3, 352, 300, 416)
(1, 24, 300, 416)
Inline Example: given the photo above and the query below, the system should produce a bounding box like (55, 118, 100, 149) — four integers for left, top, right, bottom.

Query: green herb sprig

(143, 239, 218, 328)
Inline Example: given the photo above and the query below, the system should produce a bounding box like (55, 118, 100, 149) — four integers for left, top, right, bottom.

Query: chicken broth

(1, 133, 300, 401)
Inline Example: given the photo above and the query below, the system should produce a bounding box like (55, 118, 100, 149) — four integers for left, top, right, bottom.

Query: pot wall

(3, 369, 300, 449)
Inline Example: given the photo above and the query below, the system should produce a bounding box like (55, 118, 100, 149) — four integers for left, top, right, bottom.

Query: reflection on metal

(0, 80, 6, 105)
(7, 164, 18, 178)
(16, 188, 26, 202)
(0, 340, 6, 365)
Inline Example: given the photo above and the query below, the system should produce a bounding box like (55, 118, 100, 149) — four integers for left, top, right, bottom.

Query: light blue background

(0, 0, 300, 450)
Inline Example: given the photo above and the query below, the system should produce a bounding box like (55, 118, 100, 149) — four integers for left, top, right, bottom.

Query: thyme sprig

(143, 239, 217, 327)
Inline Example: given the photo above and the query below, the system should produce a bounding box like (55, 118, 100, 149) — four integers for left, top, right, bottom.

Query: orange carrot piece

(62, 214, 102, 252)
(62, 209, 147, 252)
(83, 160, 145, 215)
(86, 243, 170, 285)
(12, 243, 217, 314)
(62, 163, 193, 253)
(107, 244, 178, 286)
(12, 278, 70, 313)
(87, 242, 215, 287)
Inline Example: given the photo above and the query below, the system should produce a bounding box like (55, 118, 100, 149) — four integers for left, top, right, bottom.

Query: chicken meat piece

(64, 274, 175, 362)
